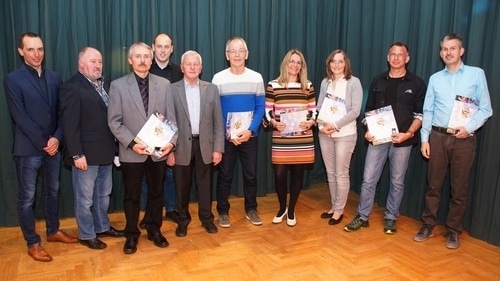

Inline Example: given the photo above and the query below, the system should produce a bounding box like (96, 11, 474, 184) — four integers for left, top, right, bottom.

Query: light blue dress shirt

(421, 63, 492, 142)
(185, 80, 201, 135)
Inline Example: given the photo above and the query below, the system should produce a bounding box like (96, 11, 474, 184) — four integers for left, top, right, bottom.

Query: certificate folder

(365, 105, 398, 145)
(134, 114, 177, 157)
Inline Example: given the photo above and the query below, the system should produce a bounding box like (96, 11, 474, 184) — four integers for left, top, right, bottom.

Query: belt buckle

(446, 128, 457, 134)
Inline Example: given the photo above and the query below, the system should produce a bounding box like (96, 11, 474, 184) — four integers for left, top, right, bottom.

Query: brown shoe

(47, 230, 78, 244)
(28, 243, 52, 262)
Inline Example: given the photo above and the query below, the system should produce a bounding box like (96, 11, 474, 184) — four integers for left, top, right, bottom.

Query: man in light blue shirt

(414, 33, 492, 249)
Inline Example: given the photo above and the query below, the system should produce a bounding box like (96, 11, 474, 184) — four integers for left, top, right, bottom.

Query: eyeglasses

(288, 59, 302, 66)
(227, 49, 247, 55)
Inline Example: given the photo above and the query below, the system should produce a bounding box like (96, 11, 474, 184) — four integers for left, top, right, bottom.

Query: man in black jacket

(59, 47, 124, 250)
(344, 42, 426, 234)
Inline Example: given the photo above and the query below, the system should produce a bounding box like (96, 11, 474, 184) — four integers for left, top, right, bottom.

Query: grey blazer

(108, 72, 177, 163)
(170, 79, 224, 165)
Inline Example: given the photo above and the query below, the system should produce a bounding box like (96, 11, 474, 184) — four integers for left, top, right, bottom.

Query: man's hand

(74, 156, 88, 171)
(421, 142, 430, 159)
(167, 153, 175, 166)
(213, 152, 222, 166)
(454, 126, 470, 139)
(365, 131, 375, 142)
(157, 143, 175, 158)
(132, 143, 151, 155)
(230, 130, 252, 146)
(391, 132, 413, 144)
(43, 137, 59, 156)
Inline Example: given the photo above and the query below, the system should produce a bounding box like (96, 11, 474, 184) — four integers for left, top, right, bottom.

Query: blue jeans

(72, 165, 112, 240)
(357, 143, 412, 221)
(217, 137, 258, 214)
(318, 133, 356, 215)
(15, 154, 61, 247)
(141, 167, 175, 212)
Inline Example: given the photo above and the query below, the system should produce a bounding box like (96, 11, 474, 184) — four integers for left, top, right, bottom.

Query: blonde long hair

(276, 49, 309, 90)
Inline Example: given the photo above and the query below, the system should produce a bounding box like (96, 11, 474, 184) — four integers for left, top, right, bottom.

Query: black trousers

(121, 157, 166, 237)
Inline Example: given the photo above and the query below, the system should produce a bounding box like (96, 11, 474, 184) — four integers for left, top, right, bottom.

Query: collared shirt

(82, 73, 108, 106)
(185, 79, 201, 135)
(421, 63, 493, 142)
(134, 73, 149, 88)
(24, 63, 49, 103)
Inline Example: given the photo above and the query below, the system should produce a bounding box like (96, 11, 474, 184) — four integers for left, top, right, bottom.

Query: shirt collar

(134, 72, 149, 84)
(24, 63, 44, 76)
(184, 79, 200, 88)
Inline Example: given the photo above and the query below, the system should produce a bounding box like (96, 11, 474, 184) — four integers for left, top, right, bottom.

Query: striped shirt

(265, 80, 316, 164)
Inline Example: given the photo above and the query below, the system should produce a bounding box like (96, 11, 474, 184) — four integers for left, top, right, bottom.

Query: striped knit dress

(265, 80, 316, 164)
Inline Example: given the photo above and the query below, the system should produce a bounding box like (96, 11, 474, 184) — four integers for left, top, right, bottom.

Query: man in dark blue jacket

(4, 32, 78, 262)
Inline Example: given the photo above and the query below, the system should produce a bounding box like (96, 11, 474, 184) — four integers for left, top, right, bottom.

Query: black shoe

(139, 220, 147, 229)
(202, 222, 218, 234)
(320, 212, 333, 219)
(123, 237, 138, 254)
(165, 210, 179, 223)
(328, 214, 344, 225)
(79, 237, 107, 250)
(175, 225, 188, 237)
(147, 232, 169, 248)
(96, 226, 125, 237)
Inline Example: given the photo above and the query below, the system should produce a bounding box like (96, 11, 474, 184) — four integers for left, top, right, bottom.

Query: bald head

(152, 33, 174, 63)
(78, 47, 103, 82)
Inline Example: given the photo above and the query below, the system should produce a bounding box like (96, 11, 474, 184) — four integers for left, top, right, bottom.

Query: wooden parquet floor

(1, 183, 499, 281)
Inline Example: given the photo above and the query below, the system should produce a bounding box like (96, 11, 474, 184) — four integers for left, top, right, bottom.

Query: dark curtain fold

(0, 0, 498, 246)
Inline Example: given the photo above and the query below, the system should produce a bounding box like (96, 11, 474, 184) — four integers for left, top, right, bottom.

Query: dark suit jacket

(59, 72, 116, 166)
(4, 64, 62, 156)
(108, 73, 177, 163)
(170, 79, 224, 165)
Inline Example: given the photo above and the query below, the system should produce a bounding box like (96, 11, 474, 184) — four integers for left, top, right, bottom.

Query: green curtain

(1, 0, 498, 246)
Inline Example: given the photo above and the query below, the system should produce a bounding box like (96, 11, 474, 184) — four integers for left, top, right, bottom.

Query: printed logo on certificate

(227, 111, 253, 139)
(365, 105, 398, 145)
(447, 95, 479, 133)
(280, 107, 308, 137)
(134, 113, 177, 158)
(317, 93, 347, 125)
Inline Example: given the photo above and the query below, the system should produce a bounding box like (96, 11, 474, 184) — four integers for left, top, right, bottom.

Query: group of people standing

(3, 31, 491, 262)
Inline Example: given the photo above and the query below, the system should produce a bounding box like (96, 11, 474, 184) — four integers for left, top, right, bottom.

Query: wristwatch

(72, 154, 84, 160)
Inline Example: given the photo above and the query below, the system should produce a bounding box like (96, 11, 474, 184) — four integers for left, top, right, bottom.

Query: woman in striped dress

(265, 49, 316, 227)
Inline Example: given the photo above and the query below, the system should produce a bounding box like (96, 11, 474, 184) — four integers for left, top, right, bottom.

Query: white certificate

(365, 105, 398, 145)
(134, 114, 177, 157)
(317, 93, 347, 125)
(227, 111, 253, 139)
(280, 107, 308, 137)
(447, 95, 479, 131)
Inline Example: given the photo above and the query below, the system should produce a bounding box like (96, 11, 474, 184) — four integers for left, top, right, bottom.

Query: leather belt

(432, 126, 456, 135)
(191, 134, 200, 139)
